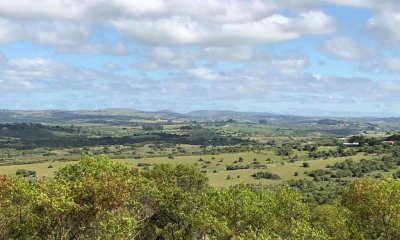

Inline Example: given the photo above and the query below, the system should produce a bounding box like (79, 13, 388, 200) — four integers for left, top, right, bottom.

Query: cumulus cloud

(323, 0, 375, 8)
(0, 0, 399, 114)
(322, 37, 377, 60)
(159, 66, 397, 106)
(367, 9, 400, 44)
(0, 18, 88, 47)
(0, 0, 395, 48)
(0, 0, 84, 20)
(0, 0, 338, 47)
(111, 10, 335, 46)
(328, 0, 400, 45)
(0, 55, 136, 94)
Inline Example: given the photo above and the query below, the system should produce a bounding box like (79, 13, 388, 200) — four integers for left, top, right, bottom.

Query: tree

(51, 154, 141, 239)
(302, 162, 310, 168)
(276, 146, 293, 157)
(312, 204, 353, 240)
(342, 178, 400, 239)
(137, 164, 215, 239)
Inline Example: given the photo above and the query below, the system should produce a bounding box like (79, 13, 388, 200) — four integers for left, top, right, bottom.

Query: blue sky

(1, 0, 400, 117)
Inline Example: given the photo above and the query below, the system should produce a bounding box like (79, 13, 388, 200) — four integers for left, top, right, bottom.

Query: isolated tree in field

(276, 146, 293, 156)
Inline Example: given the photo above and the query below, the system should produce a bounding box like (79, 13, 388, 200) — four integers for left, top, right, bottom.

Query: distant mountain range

(0, 108, 399, 124)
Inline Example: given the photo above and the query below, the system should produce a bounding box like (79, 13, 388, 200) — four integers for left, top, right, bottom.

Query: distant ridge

(0, 109, 400, 124)
(188, 110, 278, 117)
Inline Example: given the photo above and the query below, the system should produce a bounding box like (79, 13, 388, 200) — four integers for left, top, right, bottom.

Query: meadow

(1, 118, 397, 188)
(2, 112, 400, 239)
(0, 149, 381, 187)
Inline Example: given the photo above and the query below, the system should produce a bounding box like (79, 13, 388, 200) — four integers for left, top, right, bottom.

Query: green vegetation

(2, 155, 400, 239)
(2, 111, 400, 238)
(252, 171, 281, 180)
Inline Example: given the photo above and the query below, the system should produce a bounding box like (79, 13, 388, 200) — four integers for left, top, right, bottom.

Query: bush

(302, 162, 310, 168)
(252, 171, 281, 180)
(226, 165, 250, 171)
(15, 169, 36, 177)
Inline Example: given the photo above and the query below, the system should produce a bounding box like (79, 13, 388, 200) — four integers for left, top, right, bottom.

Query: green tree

(50, 154, 142, 239)
(342, 178, 400, 239)
(312, 204, 354, 240)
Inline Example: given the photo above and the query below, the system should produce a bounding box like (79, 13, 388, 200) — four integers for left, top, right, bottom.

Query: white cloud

(103, 62, 122, 71)
(324, 0, 400, 45)
(2, 0, 399, 48)
(1, 0, 400, 114)
(151, 47, 197, 68)
(322, 37, 376, 60)
(383, 58, 400, 72)
(57, 42, 130, 55)
(0, 18, 88, 47)
(0, 18, 20, 42)
(112, 10, 335, 46)
(324, 0, 374, 8)
(187, 67, 227, 81)
(202, 46, 256, 61)
(0, 55, 136, 94)
(107, 0, 278, 23)
(0, 0, 84, 20)
(367, 9, 400, 44)
(0, 0, 339, 47)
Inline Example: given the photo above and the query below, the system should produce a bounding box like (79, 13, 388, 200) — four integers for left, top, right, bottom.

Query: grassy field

(1, 120, 399, 188)
(0, 150, 382, 187)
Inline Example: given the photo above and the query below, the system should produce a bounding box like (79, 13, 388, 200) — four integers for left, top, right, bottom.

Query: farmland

(1, 109, 400, 188)
(2, 109, 400, 239)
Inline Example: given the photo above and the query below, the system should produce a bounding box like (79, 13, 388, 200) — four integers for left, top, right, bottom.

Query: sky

(0, 0, 400, 117)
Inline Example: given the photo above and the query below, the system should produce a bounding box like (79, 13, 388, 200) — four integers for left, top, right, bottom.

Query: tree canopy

(1, 154, 400, 239)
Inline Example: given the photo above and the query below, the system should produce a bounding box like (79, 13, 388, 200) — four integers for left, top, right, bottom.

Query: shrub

(252, 171, 281, 180)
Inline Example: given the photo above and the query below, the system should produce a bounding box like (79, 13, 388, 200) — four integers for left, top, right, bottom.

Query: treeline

(0, 132, 250, 150)
(2, 155, 400, 239)
(0, 122, 78, 133)
(305, 157, 400, 181)
(308, 147, 356, 159)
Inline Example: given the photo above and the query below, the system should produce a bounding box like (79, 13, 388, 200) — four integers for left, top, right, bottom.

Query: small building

(343, 142, 359, 146)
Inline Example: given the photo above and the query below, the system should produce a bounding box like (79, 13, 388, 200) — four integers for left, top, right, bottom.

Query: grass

(0, 150, 382, 187)
(0, 121, 397, 187)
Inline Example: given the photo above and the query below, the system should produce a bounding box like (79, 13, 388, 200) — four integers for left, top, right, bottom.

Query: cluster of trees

(2, 130, 252, 151)
(251, 171, 281, 180)
(308, 147, 356, 159)
(306, 157, 400, 181)
(347, 135, 381, 146)
(0, 123, 78, 133)
(180, 125, 203, 130)
(287, 179, 345, 204)
(329, 157, 399, 175)
(15, 169, 36, 177)
(275, 146, 293, 156)
(141, 124, 163, 131)
(2, 155, 400, 239)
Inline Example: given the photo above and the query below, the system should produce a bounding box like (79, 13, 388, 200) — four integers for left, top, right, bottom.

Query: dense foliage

(252, 171, 281, 180)
(1, 154, 400, 239)
(305, 157, 400, 181)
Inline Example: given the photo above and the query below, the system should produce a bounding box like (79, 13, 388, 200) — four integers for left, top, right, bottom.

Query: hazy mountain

(0, 109, 399, 124)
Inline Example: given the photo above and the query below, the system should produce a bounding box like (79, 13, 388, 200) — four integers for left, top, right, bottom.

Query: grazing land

(2, 109, 400, 239)
(1, 109, 400, 187)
